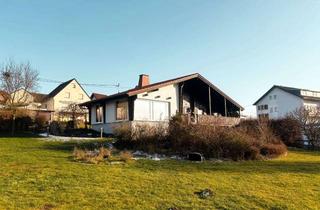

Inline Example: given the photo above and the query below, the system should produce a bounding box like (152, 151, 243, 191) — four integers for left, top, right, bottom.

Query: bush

(49, 121, 67, 135)
(119, 150, 133, 162)
(270, 117, 302, 146)
(114, 123, 169, 153)
(260, 143, 287, 158)
(34, 115, 48, 132)
(73, 146, 111, 164)
(113, 116, 288, 161)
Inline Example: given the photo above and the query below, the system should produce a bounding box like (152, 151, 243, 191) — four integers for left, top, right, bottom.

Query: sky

(1, 0, 320, 116)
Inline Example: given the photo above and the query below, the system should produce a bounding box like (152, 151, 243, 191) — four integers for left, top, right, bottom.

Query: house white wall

(135, 84, 179, 117)
(256, 88, 303, 119)
(91, 99, 129, 134)
(90, 84, 180, 134)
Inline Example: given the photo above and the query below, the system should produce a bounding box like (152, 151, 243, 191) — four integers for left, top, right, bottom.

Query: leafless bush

(113, 115, 287, 160)
(290, 107, 320, 148)
(113, 123, 169, 153)
(73, 146, 111, 164)
(119, 150, 133, 162)
(270, 117, 302, 146)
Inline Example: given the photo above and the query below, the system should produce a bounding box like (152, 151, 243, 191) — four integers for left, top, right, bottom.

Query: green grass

(0, 138, 319, 210)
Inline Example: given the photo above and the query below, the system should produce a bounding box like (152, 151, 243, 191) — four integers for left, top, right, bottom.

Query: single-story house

(81, 73, 243, 134)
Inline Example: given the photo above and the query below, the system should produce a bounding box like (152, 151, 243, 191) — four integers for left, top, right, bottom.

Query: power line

(39, 78, 130, 89)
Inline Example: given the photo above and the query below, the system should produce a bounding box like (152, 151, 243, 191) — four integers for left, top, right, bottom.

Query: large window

(96, 105, 103, 123)
(116, 101, 128, 120)
(134, 99, 169, 121)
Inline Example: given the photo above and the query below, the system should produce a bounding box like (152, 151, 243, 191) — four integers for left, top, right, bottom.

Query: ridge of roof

(82, 73, 244, 110)
(91, 93, 108, 100)
(253, 85, 320, 105)
(47, 79, 74, 98)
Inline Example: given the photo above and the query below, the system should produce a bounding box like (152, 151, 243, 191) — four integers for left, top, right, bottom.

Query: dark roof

(47, 79, 74, 98)
(91, 93, 107, 100)
(81, 73, 244, 110)
(45, 78, 90, 100)
(253, 85, 320, 105)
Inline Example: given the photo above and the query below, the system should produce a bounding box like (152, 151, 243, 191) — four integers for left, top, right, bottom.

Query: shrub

(113, 116, 288, 161)
(260, 143, 287, 158)
(73, 147, 87, 161)
(73, 146, 111, 164)
(98, 147, 111, 159)
(34, 115, 48, 132)
(270, 117, 302, 146)
(49, 121, 67, 136)
(119, 150, 133, 162)
(114, 123, 168, 153)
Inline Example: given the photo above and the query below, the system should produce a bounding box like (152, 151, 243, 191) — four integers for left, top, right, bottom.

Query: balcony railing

(182, 114, 240, 127)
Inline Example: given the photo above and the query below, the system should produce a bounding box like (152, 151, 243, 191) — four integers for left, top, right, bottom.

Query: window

(96, 105, 103, 123)
(274, 107, 278, 112)
(270, 107, 273, 113)
(116, 101, 128, 120)
(258, 106, 261, 111)
(134, 99, 169, 121)
(273, 95, 277, 99)
(258, 114, 269, 120)
(78, 94, 84, 100)
(72, 83, 76, 88)
(264, 105, 268, 110)
(65, 92, 70, 98)
(269, 95, 272, 100)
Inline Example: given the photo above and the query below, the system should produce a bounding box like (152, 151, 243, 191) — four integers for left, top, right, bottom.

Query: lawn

(0, 138, 319, 210)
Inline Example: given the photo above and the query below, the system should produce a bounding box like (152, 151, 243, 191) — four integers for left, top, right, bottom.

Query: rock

(195, 189, 214, 199)
(187, 152, 204, 162)
(132, 150, 148, 157)
(151, 154, 160, 161)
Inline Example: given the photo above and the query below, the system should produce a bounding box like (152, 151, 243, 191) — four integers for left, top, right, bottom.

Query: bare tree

(58, 103, 88, 129)
(0, 60, 39, 135)
(290, 107, 320, 149)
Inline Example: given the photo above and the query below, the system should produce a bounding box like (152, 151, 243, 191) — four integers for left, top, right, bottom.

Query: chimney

(138, 74, 150, 88)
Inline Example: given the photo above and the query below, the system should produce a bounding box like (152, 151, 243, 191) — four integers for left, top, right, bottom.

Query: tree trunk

(11, 110, 16, 136)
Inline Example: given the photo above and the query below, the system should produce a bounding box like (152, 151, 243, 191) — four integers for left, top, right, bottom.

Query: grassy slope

(0, 138, 319, 210)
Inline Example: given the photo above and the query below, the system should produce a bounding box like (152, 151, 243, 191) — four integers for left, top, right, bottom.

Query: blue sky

(1, 0, 320, 115)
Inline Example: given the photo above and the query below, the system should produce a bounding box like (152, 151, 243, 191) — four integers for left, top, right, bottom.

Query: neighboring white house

(81, 73, 244, 134)
(254, 85, 320, 119)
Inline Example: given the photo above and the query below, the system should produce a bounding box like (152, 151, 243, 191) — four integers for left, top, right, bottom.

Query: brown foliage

(119, 150, 133, 162)
(73, 146, 111, 164)
(113, 115, 287, 160)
